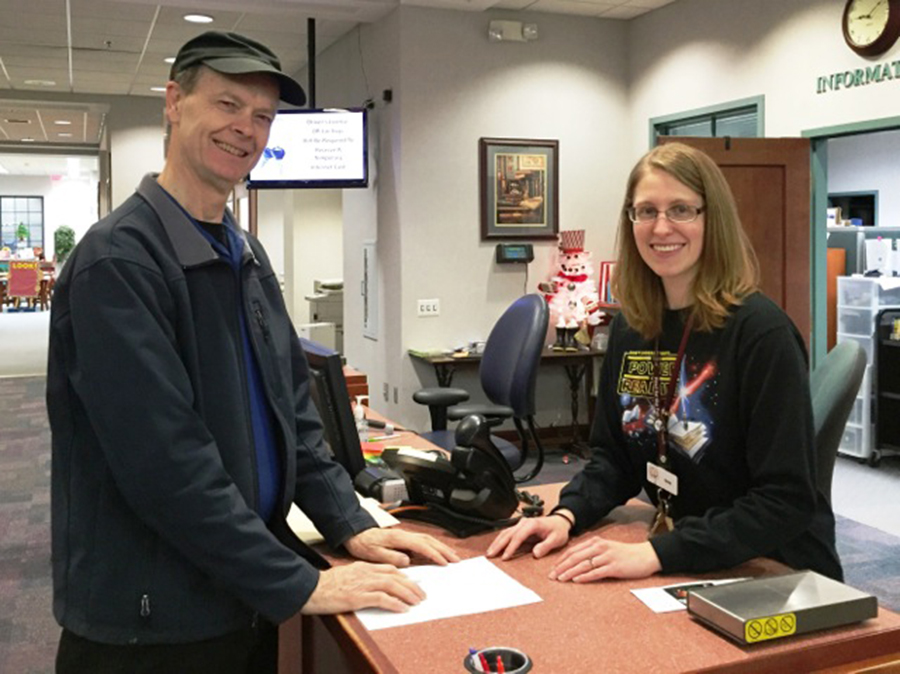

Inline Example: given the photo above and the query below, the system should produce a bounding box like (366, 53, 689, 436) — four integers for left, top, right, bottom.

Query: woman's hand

(486, 514, 572, 561)
(549, 535, 661, 582)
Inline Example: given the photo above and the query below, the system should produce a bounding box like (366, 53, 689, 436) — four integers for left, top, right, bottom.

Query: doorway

(0, 152, 100, 376)
(806, 115, 900, 366)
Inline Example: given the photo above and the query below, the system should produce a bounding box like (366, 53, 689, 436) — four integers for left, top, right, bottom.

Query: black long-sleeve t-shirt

(558, 293, 843, 580)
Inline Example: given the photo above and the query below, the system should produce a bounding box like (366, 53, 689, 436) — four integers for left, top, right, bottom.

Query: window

(1, 196, 44, 251)
(650, 96, 764, 146)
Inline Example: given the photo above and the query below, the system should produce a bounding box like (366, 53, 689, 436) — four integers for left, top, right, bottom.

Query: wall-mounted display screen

(247, 108, 368, 190)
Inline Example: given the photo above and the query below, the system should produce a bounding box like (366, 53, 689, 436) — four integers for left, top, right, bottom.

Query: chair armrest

(413, 387, 470, 408)
(413, 387, 470, 432)
(447, 403, 514, 422)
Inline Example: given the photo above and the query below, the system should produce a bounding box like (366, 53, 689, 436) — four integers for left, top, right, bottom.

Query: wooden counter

(280, 478, 900, 673)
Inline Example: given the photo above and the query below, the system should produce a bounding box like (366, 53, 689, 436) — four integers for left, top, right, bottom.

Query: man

(47, 31, 457, 673)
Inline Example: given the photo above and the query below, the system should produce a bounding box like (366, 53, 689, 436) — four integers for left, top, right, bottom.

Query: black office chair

(810, 340, 866, 504)
(413, 294, 549, 483)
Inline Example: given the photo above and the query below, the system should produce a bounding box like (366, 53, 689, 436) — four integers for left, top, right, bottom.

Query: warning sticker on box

(744, 613, 797, 643)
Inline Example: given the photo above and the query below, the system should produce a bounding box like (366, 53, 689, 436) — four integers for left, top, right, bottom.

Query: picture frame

(598, 261, 619, 306)
(479, 137, 559, 240)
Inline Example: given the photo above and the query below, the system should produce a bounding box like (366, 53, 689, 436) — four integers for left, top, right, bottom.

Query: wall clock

(843, 0, 900, 56)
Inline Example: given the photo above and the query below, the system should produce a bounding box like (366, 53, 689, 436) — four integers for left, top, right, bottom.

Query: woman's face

(631, 168, 705, 309)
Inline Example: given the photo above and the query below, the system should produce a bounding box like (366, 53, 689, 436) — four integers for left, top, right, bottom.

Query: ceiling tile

(526, 0, 615, 16)
(599, 4, 649, 18)
(71, 34, 147, 53)
(492, 0, 537, 8)
(155, 4, 247, 28)
(73, 0, 159, 20)
(72, 51, 142, 72)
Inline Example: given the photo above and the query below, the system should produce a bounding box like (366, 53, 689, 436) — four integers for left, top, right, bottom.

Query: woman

(487, 142, 842, 582)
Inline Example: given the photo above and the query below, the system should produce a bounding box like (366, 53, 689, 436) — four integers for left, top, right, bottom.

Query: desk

(279, 479, 900, 673)
(410, 347, 604, 450)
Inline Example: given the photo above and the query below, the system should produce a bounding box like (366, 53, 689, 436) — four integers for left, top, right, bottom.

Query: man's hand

(548, 536, 661, 582)
(344, 527, 460, 567)
(301, 561, 425, 614)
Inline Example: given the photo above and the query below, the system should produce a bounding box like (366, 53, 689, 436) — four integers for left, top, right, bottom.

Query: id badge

(647, 461, 678, 496)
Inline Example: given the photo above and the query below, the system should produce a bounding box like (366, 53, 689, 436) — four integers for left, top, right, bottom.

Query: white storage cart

(836, 276, 900, 465)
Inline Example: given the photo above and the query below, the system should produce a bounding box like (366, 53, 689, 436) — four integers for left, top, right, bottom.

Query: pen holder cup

(464, 647, 532, 673)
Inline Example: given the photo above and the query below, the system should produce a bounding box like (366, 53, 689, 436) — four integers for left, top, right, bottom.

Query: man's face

(166, 67, 279, 194)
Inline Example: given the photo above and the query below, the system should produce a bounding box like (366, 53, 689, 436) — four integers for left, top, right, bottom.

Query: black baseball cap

(170, 31, 306, 106)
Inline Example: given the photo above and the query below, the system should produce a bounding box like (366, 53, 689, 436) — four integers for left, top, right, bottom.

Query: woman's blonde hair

(610, 142, 760, 339)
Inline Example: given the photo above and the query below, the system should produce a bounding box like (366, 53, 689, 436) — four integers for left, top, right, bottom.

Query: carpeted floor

(0, 376, 56, 674)
(2, 376, 899, 674)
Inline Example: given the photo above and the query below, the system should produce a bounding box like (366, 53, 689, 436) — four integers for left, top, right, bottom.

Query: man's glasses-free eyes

(626, 204, 704, 224)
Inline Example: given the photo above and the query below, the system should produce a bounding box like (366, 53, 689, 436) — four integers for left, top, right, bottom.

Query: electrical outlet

(383, 382, 389, 402)
(417, 298, 440, 317)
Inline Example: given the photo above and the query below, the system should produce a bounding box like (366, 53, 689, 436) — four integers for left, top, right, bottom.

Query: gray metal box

(687, 571, 877, 645)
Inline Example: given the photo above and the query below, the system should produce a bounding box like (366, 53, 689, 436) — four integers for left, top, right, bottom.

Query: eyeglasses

(626, 204, 704, 224)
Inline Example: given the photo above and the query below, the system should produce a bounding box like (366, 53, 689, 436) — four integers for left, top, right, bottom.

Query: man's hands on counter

(344, 527, 460, 568)
(301, 561, 425, 614)
(302, 528, 460, 615)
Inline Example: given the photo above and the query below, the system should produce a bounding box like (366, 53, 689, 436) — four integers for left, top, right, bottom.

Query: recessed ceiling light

(21, 138, 35, 142)
(183, 13, 213, 23)
(4, 118, 30, 124)
(150, 86, 166, 93)
(24, 79, 56, 86)
(164, 57, 176, 64)
(58, 132, 73, 138)
(54, 120, 72, 126)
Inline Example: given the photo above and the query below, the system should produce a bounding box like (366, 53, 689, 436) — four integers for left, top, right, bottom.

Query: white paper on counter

(632, 577, 748, 613)
(356, 556, 542, 631)
(287, 494, 399, 545)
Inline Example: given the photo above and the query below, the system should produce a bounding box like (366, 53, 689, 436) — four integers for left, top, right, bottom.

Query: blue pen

(468, 648, 485, 672)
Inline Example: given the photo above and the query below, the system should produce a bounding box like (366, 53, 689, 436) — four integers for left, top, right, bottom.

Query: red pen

(496, 655, 506, 674)
(478, 652, 490, 672)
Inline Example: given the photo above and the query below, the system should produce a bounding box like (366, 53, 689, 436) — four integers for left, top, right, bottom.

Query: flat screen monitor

(247, 108, 368, 190)
(300, 338, 366, 479)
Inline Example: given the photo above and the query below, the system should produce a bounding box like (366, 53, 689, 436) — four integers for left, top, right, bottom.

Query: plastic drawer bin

(838, 306, 876, 336)
(839, 422, 870, 460)
(838, 278, 877, 308)
(848, 397, 865, 426)
(838, 276, 900, 308)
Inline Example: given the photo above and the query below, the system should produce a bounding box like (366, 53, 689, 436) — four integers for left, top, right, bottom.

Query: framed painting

(479, 137, 559, 240)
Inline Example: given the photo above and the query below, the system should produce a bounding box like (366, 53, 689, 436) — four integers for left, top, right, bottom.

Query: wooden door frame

(803, 115, 900, 368)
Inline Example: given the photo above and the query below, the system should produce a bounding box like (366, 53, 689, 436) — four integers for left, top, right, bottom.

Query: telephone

(381, 415, 519, 536)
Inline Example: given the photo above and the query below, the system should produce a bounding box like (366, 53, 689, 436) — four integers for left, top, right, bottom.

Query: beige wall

(307, 8, 630, 428)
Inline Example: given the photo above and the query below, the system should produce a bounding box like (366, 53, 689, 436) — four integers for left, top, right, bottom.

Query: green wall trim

(810, 140, 828, 369)
(803, 116, 900, 139)
(648, 95, 765, 148)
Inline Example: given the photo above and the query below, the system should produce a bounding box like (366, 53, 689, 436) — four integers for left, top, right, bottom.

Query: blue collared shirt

(162, 189, 281, 523)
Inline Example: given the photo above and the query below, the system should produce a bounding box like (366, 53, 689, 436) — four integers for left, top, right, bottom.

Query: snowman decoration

(540, 230, 604, 351)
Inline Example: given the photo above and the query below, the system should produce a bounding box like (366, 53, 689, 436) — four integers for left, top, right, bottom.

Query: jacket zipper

(140, 593, 151, 618)
(252, 300, 271, 343)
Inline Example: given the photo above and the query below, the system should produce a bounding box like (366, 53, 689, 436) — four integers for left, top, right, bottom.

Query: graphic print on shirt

(617, 349, 717, 462)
